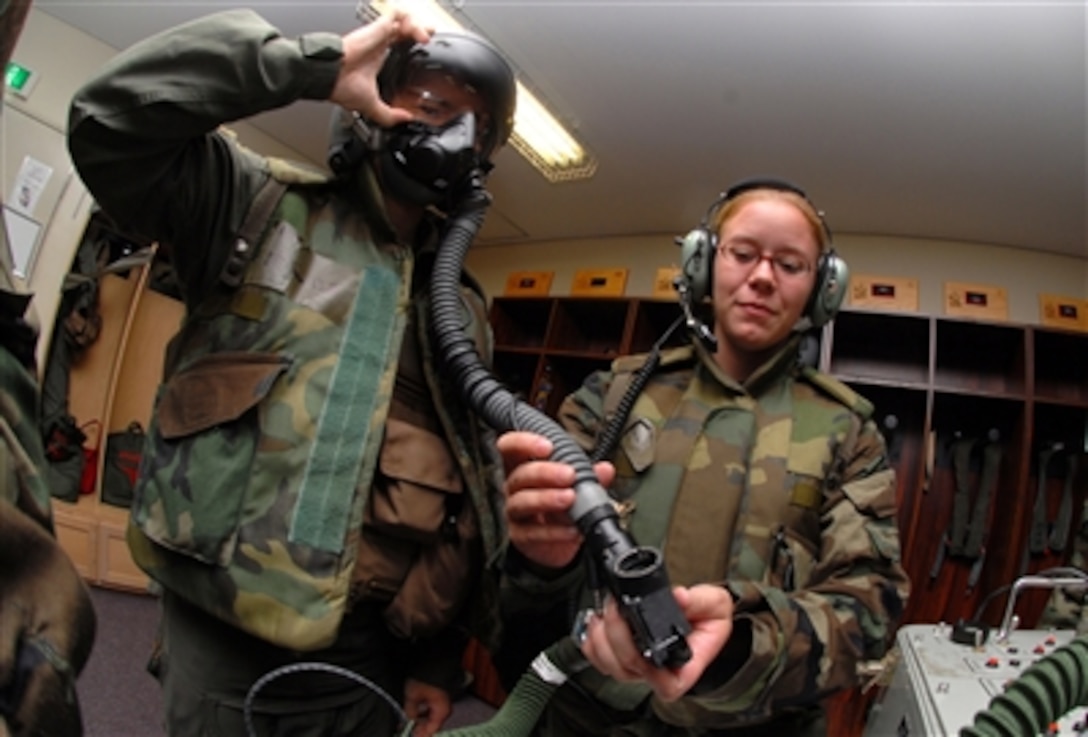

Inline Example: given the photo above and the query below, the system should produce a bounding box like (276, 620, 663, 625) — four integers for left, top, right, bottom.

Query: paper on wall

(10, 155, 52, 217)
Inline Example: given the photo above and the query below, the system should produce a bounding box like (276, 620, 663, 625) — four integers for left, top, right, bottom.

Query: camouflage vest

(127, 167, 501, 651)
(602, 343, 873, 591)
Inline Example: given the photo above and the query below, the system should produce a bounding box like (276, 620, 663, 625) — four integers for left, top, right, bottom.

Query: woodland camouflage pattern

(125, 179, 503, 651)
(505, 338, 910, 732)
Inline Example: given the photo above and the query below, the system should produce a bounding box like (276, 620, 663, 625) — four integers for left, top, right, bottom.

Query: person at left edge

(67, 9, 515, 737)
(1, 2, 97, 736)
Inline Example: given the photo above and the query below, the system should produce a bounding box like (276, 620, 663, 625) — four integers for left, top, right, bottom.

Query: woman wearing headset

(496, 180, 910, 736)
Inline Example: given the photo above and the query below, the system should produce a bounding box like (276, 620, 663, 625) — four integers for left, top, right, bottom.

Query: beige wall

(3, 10, 315, 365)
(6, 10, 315, 163)
(6, 8, 1088, 352)
(466, 232, 1088, 325)
(3, 10, 115, 362)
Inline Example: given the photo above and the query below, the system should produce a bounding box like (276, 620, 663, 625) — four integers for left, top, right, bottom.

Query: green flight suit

(501, 337, 910, 736)
(68, 10, 504, 737)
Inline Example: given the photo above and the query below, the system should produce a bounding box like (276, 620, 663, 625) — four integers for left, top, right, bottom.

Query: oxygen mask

(375, 65, 495, 209)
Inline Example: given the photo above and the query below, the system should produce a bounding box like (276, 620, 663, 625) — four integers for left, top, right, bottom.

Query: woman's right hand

(497, 431, 615, 571)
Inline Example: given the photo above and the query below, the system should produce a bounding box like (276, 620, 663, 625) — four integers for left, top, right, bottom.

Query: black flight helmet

(328, 29, 516, 210)
(378, 29, 516, 164)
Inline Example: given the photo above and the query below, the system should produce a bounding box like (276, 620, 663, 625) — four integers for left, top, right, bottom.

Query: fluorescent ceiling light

(363, 0, 596, 182)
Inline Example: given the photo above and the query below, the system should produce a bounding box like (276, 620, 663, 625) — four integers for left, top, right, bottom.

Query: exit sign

(5, 62, 38, 98)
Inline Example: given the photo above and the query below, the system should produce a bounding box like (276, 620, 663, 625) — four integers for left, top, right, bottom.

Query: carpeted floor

(78, 587, 497, 736)
(78, 587, 164, 737)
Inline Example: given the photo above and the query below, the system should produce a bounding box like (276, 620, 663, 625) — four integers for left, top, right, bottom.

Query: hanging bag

(101, 422, 145, 508)
(43, 416, 99, 503)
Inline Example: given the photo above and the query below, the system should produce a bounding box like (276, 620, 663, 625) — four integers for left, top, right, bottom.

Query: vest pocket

(367, 417, 463, 544)
(131, 351, 289, 567)
(357, 417, 476, 637)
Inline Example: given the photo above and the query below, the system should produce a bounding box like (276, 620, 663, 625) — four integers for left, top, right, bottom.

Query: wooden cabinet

(490, 295, 690, 418)
(826, 310, 1088, 633)
(47, 216, 183, 593)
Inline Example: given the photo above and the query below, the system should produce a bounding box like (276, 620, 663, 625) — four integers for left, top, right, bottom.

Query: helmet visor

(392, 67, 494, 154)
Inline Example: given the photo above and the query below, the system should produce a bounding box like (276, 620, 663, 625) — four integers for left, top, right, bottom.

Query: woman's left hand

(580, 584, 735, 702)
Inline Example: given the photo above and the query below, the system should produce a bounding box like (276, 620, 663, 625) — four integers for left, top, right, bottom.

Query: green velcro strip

(290, 264, 398, 552)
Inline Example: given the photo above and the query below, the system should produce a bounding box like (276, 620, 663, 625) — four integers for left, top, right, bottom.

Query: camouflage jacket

(0, 175, 51, 533)
(67, 9, 505, 664)
(0, 328, 53, 534)
(503, 336, 910, 732)
(1, 0, 51, 535)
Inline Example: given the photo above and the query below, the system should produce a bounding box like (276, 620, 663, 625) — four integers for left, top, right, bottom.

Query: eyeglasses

(718, 243, 813, 279)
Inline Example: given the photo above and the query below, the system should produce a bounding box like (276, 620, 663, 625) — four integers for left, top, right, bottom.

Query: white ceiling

(38, 1, 1087, 258)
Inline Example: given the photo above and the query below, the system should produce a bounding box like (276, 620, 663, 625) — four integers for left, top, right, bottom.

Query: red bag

(78, 420, 101, 496)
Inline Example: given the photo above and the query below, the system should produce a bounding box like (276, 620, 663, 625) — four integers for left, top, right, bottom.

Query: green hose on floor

(244, 636, 587, 737)
(425, 636, 586, 737)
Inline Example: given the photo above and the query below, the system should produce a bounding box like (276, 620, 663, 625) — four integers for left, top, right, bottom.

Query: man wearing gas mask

(68, 8, 515, 737)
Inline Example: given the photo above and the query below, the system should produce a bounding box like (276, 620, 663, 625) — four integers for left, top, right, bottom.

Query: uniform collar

(692, 333, 804, 396)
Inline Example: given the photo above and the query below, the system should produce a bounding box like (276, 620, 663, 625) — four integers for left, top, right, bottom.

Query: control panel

(864, 623, 1088, 736)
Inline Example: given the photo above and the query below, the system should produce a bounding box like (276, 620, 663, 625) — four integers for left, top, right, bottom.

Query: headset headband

(710, 177, 833, 245)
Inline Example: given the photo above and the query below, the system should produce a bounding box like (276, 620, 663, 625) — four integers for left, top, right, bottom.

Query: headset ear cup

(806, 251, 849, 328)
(678, 228, 714, 303)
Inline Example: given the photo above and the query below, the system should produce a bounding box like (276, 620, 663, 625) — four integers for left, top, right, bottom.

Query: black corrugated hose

(429, 194, 610, 496)
(429, 186, 691, 670)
